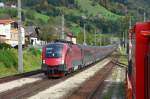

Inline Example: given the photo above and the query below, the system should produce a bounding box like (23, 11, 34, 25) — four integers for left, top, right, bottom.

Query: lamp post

(18, 0, 23, 73)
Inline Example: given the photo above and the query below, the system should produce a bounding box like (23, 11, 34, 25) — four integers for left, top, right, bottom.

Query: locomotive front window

(46, 44, 63, 58)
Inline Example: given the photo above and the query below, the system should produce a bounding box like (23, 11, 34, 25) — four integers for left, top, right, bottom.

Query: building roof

(24, 26, 37, 37)
(67, 32, 76, 38)
(0, 19, 15, 24)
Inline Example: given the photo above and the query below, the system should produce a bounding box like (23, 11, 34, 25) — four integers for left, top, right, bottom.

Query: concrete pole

(83, 24, 86, 45)
(61, 14, 65, 39)
(95, 29, 96, 46)
(18, 0, 23, 73)
(100, 32, 101, 46)
(144, 12, 146, 22)
(129, 18, 132, 29)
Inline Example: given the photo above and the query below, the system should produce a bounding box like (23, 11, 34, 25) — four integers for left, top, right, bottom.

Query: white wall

(0, 24, 11, 39)
(21, 27, 25, 44)
(0, 2, 4, 7)
(0, 24, 5, 35)
(30, 37, 46, 46)
(10, 27, 25, 47)
(5, 24, 11, 39)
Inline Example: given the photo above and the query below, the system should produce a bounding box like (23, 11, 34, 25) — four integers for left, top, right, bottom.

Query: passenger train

(41, 40, 117, 77)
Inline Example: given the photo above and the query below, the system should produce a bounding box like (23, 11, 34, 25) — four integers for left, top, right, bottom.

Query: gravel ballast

(29, 58, 111, 99)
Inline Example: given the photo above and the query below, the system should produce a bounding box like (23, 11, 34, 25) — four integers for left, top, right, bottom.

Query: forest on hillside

(0, 0, 149, 44)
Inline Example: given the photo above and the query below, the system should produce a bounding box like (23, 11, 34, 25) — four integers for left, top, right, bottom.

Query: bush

(0, 43, 11, 49)
(29, 47, 41, 56)
(25, 10, 35, 20)
(0, 49, 17, 68)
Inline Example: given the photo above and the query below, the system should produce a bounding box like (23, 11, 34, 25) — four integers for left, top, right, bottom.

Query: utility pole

(129, 17, 132, 29)
(83, 24, 86, 45)
(18, 0, 23, 73)
(100, 32, 101, 46)
(95, 29, 96, 46)
(123, 32, 125, 48)
(82, 16, 87, 45)
(61, 14, 65, 39)
(144, 12, 146, 22)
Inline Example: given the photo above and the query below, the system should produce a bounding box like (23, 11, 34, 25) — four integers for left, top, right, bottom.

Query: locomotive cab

(42, 43, 67, 77)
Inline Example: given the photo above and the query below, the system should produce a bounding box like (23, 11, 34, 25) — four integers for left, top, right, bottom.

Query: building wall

(0, 20, 26, 47)
(5, 24, 11, 39)
(0, 24, 6, 36)
(0, 24, 11, 39)
(0, 23, 25, 47)
(8, 27, 25, 47)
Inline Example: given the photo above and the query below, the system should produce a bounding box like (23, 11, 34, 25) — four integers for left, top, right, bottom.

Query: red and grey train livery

(41, 40, 117, 77)
(127, 21, 150, 99)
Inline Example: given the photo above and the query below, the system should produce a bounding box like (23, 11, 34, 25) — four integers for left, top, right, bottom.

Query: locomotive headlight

(43, 60, 45, 64)
(61, 59, 64, 64)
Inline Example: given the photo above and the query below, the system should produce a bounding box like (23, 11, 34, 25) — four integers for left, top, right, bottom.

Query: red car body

(127, 21, 150, 99)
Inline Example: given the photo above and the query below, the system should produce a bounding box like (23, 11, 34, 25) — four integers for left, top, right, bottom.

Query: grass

(119, 47, 128, 65)
(0, 48, 41, 78)
(23, 48, 41, 72)
(0, 62, 18, 77)
(0, 49, 17, 68)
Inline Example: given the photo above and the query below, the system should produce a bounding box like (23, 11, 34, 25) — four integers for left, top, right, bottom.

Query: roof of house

(24, 26, 37, 37)
(67, 32, 76, 38)
(0, 19, 15, 24)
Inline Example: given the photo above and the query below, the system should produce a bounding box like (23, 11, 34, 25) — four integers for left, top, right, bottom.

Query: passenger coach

(127, 21, 150, 99)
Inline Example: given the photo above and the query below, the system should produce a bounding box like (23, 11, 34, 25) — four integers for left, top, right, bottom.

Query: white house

(66, 32, 77, 44)
(25, 26, 46, 46)
(11, 4, 16, 8)
(30, 37, 46, 46)
(0, 2, 4, 8)
(0, 19, 25, 47)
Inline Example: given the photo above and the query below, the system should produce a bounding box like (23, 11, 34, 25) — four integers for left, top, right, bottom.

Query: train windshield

(45, 44, 63, 58)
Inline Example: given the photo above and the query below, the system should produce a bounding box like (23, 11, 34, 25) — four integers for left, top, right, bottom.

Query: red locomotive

(41, 40, 116, 77)
(127, 21, 150, 99)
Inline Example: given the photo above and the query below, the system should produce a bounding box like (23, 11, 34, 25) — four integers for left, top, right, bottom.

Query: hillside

(76, 0, 122, 21)
(106, 0, 150, 23)
(0, 8, 49, 24)
(0, 0, 128, 44)
(0, 0, 150, 43)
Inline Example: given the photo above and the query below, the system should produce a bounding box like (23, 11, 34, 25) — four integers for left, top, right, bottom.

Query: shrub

(29, 47, 41, 56)
(0, 49, 17, 68)
(0, 43, 11, 49)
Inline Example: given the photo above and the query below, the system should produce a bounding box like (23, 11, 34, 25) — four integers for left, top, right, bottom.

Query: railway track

(0, 59, 112, 99)
(67, 61, 115, 99)
(0, 52, 118, 99)
(0, 70, 42, 84)
(67, 53, 118, 99)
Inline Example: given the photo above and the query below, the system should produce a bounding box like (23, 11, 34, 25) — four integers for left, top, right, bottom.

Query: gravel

(28, 58, 111, 99)
(0, 74, 44, 93)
